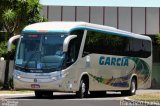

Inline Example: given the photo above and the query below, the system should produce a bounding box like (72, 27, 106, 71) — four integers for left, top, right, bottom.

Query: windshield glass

(15, 33, 67, 72)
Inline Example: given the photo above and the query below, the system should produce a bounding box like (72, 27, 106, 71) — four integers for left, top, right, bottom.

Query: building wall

(41, 6, 160, 35)
(132, 8, 145, 34)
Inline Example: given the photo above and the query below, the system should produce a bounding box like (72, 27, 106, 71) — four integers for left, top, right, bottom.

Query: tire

(43, 91, 53, 97)
(35, 91, 43, 98)
(35, 91, 53, 98)
(76, 79, 89, 98)
(90, 91, 106, 97)
(121, 78, 137, 96)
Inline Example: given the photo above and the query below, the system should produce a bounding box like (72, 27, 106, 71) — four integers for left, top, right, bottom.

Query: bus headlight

(17, 75, 21, 79)
(15, 71, 22, 79)
(51, 77, 57, 81)
(50, 72, 68, 81)
(61, 72, 68, 78)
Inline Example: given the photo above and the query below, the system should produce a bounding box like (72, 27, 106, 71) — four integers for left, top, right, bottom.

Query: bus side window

(65, 30, 84, 67)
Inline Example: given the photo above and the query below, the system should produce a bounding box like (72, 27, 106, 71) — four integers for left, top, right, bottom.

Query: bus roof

(23, 21, 151, 41)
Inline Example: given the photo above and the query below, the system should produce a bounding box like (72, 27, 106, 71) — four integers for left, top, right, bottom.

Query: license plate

(31, 84, 40, 88)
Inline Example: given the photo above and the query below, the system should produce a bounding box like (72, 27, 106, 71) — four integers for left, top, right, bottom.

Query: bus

(13, 22, 152, 98)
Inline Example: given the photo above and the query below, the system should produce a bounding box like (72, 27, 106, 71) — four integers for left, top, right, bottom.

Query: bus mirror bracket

(63, 35, 77, 52)
(8, 35, 20, 51)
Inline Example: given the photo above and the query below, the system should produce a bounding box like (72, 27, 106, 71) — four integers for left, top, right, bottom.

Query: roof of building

(23, 21, 151, 41)
(40, 0, 160, 7)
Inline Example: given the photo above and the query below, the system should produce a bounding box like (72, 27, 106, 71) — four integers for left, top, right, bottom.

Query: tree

(156, 33, 160, 46)
(0, 0, 46, 89)
(1, 0, 46, 37)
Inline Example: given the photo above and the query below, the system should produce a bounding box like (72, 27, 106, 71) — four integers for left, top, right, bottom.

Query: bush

(156, 33, 160, 46)
(0, 41, 15, 60)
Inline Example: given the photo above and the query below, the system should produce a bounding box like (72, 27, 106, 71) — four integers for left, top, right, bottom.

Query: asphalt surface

(0, 90, 157, 106)
(0, 99, 121, 106)
(0, 92, 124, 106)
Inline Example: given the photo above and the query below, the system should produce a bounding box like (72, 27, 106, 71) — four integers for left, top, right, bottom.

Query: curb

(0, 93, 34, 96)
(123, 97, 160, 106)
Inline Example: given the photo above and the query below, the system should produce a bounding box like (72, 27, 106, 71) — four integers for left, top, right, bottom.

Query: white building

(40, 0, 160, 88)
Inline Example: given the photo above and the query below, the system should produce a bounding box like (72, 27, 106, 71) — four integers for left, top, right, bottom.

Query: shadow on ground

(8, 92, 127, 100)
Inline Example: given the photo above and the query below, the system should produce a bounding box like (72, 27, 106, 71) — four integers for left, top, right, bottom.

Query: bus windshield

(15, 33, 67, 72)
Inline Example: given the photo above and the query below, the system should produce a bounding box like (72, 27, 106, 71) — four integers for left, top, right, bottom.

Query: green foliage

(2, 9, 17, 23)
(156, 33, 160, 46)
(0, 41, 15, 59)
(0, 0, 46, 37)
(0, 41, 8, 58)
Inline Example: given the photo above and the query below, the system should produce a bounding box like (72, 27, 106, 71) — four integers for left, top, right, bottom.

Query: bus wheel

(43, 91, 53, 97)
(130, 78, 137, 95)
(76, 79, 88, 98)
(35, 91, 43, 98)
(121, 78, 137, 96)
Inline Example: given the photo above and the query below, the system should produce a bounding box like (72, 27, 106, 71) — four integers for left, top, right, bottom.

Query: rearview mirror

(63, 35, 77, 52)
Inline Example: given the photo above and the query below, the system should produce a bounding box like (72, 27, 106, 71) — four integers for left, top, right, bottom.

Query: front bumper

(13, 70, 75, 92)
(14, 77, 66, 91)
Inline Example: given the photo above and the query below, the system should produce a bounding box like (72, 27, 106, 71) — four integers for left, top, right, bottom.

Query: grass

(129, 93, 160, 101)
(0, 90, 33, 94)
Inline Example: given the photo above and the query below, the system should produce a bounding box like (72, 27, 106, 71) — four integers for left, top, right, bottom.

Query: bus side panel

(73, 54, 152, 91)
(86, 54, 133, 91)
(137, 56, 152, 89)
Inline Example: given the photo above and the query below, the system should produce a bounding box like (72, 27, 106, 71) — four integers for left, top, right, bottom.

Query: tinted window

(130, 39, 143, 57)
(129, 38, 151, 58)
(65, 30, 84, 67)
(83, 30, 151, 58)
(70, 30, 84, 60)
(143, 40, 151, 58)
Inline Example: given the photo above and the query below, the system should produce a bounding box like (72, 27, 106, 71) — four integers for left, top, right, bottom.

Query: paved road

(0, 92, 126, 106)
(0, 98, 122, 106)
(0, 90, 156, 106)
(0, 92, 125, 100)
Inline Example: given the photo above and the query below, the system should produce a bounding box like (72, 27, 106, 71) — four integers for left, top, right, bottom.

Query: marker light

(17, 75, 21, 79)
(51, 77, 57, 81)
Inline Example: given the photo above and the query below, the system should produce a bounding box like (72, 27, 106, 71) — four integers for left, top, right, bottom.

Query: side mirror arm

(8, 35, 20, 51)
(63, 35, 77, 52)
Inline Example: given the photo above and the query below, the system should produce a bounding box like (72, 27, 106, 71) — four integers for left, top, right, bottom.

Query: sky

(40, 0, 160, 7)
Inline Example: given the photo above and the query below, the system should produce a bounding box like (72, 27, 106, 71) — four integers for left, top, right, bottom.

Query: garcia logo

(99, 56, 128, 66)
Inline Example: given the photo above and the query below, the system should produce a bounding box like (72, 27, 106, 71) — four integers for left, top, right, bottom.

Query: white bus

(13, 22, 152, 98)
